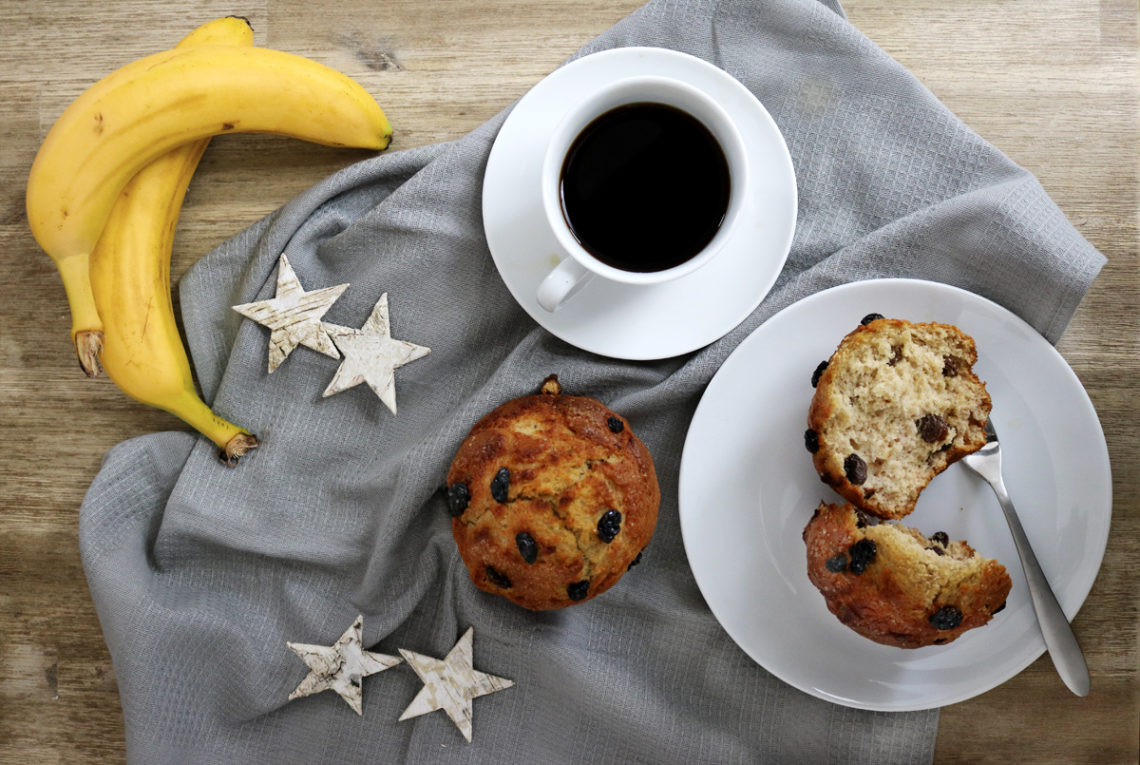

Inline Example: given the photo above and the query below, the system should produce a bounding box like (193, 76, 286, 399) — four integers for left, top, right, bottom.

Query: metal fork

(962, 419, 1090, 696)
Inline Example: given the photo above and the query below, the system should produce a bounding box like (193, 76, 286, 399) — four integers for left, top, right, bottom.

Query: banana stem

(57, 253, 104, 375)
(221, 433, 260, 467)
(74, 330, 104, 377)
(160, 390, 259, 466)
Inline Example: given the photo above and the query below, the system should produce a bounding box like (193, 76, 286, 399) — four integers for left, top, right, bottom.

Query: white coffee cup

(536, 75, 749, 312)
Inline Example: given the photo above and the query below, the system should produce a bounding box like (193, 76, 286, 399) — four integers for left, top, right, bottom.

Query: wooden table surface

(1, 1, 1136, 762)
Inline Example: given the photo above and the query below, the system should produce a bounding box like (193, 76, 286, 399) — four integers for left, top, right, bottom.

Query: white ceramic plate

(678, 278, 1111, 711)
(482, 47, 797, 360)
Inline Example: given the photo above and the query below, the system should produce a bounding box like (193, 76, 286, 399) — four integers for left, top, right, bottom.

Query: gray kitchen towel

(79, 0, 1105, 763)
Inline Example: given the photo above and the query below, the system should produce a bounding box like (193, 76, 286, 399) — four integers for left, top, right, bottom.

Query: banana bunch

(26, 16, 394, 464)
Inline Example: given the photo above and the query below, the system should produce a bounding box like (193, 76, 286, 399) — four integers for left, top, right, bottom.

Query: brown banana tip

(219, 433, 260, 467)
(75, 330, 104, 377)
(226, 15, 254, 30)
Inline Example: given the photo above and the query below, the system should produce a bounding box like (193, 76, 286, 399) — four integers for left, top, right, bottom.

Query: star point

(286, 614, 401, 715)
(397, 626, 514, 742)
(233, 254, 349, 372)
(321, 293, 430, 414)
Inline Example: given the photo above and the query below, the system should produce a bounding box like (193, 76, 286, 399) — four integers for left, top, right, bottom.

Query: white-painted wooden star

(397, 626, 514, 743)
(286, 614, 402, 715)
(233, 254, 349, 373)
(321, 293, 430, 414)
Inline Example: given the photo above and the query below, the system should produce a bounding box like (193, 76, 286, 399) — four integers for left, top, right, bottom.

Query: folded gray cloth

(79, 0, 1105, 762)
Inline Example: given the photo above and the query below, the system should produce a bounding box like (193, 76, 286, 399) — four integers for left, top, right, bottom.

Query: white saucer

(678, 279, 1112, 711)
(482, 47, 797, 360)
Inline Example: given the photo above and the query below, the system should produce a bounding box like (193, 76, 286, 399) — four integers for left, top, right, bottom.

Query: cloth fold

(79, 0, 1104, 762)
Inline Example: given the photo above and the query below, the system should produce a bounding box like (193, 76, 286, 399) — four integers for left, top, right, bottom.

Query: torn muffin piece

(803, 502, 1011, 648)
(806, 317, 991, 520)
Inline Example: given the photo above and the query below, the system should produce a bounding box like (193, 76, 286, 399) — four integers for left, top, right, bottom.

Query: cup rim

(541, 74, 749, 286)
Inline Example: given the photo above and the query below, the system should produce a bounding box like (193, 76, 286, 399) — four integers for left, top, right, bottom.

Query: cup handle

(537, 257, 592, 312)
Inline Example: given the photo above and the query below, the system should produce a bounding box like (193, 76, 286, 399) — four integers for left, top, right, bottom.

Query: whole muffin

(446, 375, 659, 610)
(806, 316, 992, 520)
(803, 502, 1011, 648)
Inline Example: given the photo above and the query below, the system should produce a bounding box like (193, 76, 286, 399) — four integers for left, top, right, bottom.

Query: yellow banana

(89, 17, 259, 465)
(177, 15, 255, 47)
(27, 32, 393, 376)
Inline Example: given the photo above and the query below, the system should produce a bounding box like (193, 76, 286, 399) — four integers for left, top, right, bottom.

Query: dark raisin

(811, 360, 829, 387)
(860, 313, 885, 325)
(825, 554, 848, 572)
(926, 546, 945, 556)
(930, 531, 950, 547)
(933, 638, 947, 645)
(485, 566, 512, 589)
(854, 509, 875, 529)
(567, 580, 590, 601)
(916, 414, 950, 443)
(804, 429, 819, 453)
(942, 355, 960, 377)
(844, 454, 867, 485)
(627, 551, 643, 571)
(929, 605, 963, 630)
(887, 345, 903, 366)
(490, 467, 510, 503)
(516, 532, 537, 564)
(597, 509, 622, 543)
(992, 601, 1006, 614)
(446, 482, 470, 517)
(847, 539, 877, 574)
(606, 416, 624, 433)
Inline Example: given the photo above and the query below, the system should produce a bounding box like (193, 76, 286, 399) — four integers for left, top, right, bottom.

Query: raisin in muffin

(803, 502, 1011, 648)
(446, 375, 659, 610)
(806, 316, 992, 520)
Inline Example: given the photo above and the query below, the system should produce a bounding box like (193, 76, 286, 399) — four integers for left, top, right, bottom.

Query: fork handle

(989, 479, 1091, 696)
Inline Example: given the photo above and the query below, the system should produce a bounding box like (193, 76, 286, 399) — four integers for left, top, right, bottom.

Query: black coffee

(559, 102, 731, 273)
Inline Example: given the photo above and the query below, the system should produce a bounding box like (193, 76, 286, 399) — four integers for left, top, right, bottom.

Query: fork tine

(984, 418, 998, 442)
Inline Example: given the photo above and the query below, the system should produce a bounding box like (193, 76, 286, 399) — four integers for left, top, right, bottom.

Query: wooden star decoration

(321, 293, 430, 414)
(397, 626, 514, 742)
(286, 614, 402, 715)
(233, 254, 349, 373)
